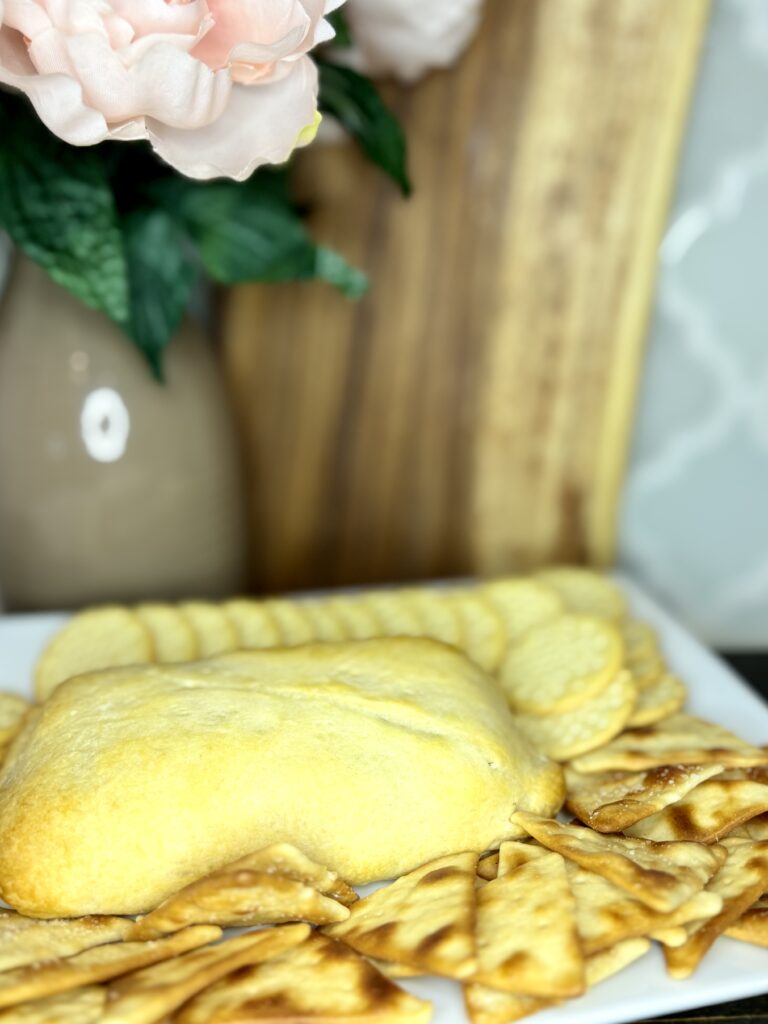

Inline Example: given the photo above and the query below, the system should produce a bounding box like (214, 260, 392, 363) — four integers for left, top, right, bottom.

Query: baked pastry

(0, 639, 563, 916)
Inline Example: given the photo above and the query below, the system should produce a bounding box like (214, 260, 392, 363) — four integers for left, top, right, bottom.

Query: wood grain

(222, 0, 710, 593)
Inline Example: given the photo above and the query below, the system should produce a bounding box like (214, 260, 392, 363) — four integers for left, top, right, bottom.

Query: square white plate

(0, 575, 766, 1024)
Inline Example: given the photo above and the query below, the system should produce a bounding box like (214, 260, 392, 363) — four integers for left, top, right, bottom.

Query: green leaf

(120, 207, 198, 380)
(151, 177, 367, 298)
(317, 60, 411, 195)
(315, 246, 368, 299)
(151, 179, 317, 285)
(326, 8, 353, 47)
(0, 93, 129, 323)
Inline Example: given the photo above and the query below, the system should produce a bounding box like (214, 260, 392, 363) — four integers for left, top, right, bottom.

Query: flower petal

(0, 26, 109, 144)
(146, 55, 318, 180)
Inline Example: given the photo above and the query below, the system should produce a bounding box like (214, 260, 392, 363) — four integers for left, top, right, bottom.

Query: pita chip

(0, 986, 106, 1023)
(570, 714, 768, 773)
(326, 851, 478, 979)
(463, 937, 650, 1024)
(512, 812, 722, 913)
(131, 869, 349, 939)
(565, 861, 723, 955)
(664, 839, 768, 979)
(625, 772, 768, 844)
(0, 911, 134, 972)
(222, 844, 357, 906)
(102, 925, 310, 1024)
(564, 763, 724, 832)
(175, 932, 432, 1024)
(725, 893, 768, 948)
(0, 925, 220, 1010)
(473, 850, 584, 997)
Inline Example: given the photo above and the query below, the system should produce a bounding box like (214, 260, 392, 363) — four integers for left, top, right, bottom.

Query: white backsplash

(619, 0, 768, 648)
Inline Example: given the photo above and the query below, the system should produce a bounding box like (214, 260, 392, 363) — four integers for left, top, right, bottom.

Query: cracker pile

(1, 568, 766, 1021)
(31, 569, 688, 765)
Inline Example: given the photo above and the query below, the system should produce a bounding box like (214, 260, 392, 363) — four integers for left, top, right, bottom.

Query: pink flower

(345, 0, 483, 82)
(0, 0, 342, 180)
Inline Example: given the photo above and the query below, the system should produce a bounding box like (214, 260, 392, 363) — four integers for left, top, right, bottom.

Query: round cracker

(499, 614, 624, 714)
(481, 578, 564, 643)
(623, 621, 664, 688)
(450, 592, 506, 673)
(360, 591, 426, 637)
(136, 604, 197, 662)
(626, 673, 686, 728)
(34, 606, 154, 701)
(180, 602, 239, 657)
(224, 600, 281, 649)
(324, 596, 381, 641)
(400, 590, 464, 648)
(536, 568, 626, 621)
(512, 671, 637, 761)
(298, 600, 348, 642)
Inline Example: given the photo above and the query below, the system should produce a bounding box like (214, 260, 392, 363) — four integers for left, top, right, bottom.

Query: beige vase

(0, 255, 247, 610)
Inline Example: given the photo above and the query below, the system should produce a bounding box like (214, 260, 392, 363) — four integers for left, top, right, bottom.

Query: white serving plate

(0, 576, 766, 1024)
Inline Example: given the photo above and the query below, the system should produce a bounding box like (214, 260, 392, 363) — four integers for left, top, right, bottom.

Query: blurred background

(0, 0, 764, 650)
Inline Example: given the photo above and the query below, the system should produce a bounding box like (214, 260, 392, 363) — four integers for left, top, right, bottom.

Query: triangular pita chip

(326, 851, 478, 979)
(175, 932, 433, 1024)
(564, 763, 724, 832)
(496, 841, 548, 875)
(473, 850, 584, 997)
(0, 910, 134, 972)
(730, 812, 768, 841)
(626, 674, 686, 728)
(565, 861, 723, 955)
(664, 838, 768, 978)
(131, 869, 349, 940)
(625, 772, 768, 843)
(512, 812, 723, 912)
(0, 925, 220, 1010)
(225, 844, 357, 906)
(570, 714, 768, 773)
(0, 986, 106, 1023)
(463, 937, 650, 1024)
(103, 925, 310, 1024)
(511, 672, 636, 761)
(725, 894, 768, 948)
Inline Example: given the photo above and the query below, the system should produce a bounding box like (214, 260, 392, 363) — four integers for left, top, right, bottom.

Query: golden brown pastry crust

(0, 639, 563, 916)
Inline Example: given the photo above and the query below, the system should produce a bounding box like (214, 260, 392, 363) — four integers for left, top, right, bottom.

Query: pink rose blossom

(345, 0, 483, 82)
(0, 0, 343, 180)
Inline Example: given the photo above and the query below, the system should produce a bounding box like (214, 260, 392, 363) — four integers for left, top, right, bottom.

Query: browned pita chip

(0, 911, 134, 972)
(565, 861, 722, 955)
(473, 850, 584, 997)
(131, 869, 349, 939)
(463, 937, 650, 1024)
(570, 714, 768, 773)
(564, 763, 724, 832)
(725, 894, 768, 948)
(664, 839, 768, 978)
(326, 851, 478, 979)
(625, 771, 768, 843)
(512, 812, 723, 912)
(0, 925, 220, 1010)
(730, 812, 768, 841)
(102, 925, 310, 1024)
(225, 843, 357, 906)
(175, 932, 433, 1024)
(0, 986, 106, 1023)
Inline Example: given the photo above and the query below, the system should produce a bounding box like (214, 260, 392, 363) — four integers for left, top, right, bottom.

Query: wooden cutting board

(222, 0, 710, 593)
